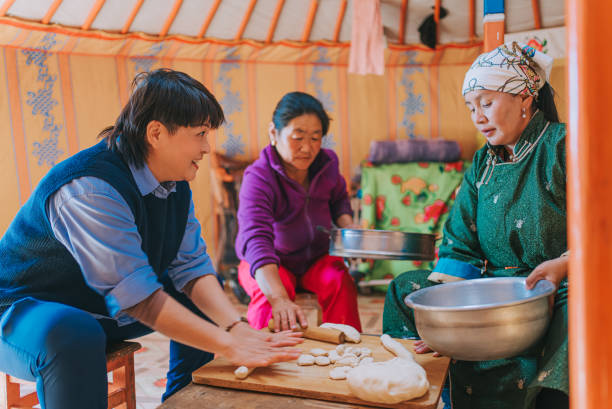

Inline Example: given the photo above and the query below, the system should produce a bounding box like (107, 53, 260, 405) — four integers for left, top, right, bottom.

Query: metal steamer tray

(327, 228, 436, 261)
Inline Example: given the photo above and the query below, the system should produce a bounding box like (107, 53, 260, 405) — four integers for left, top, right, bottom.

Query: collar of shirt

(128, 162, 176, 199)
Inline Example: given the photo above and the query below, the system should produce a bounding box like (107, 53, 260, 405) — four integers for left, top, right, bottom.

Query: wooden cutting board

(192, 335, 450, 409)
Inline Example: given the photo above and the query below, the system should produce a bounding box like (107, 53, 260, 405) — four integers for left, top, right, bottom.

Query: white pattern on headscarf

(462, 41, 553, 97)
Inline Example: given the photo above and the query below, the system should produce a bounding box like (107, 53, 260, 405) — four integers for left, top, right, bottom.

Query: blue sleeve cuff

(169, 254, 218, 292)
(433, 257, 482, 280)
(105, 267, 163, 317)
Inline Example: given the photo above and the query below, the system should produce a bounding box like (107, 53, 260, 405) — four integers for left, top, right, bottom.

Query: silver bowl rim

(331, 228, 436, 239)
(404, 277, 556, 312)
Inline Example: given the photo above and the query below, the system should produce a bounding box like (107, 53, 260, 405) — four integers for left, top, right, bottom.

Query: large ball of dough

(346, 358, 429, 404)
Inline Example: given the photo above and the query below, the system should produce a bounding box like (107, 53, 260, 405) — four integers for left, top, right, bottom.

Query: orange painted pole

(531, 0, 541, 30)
(301, 0, 318, 42)
(468, 0, 475, 42)
(567, 0, 612, 408)
(398, 0, 407, 45)
(332, 0, 347, 43)
(483, 13, 504, 52)
(42, 0, 63, 24)
(159, 0, 183, 37)
(121, 0, 143, 34)
(0, 0, 16, 16)
(234, 0, 257, 41)
(81, 0, 106, 30)
(198, 0, 222, 38)
(265, 0, 285, 43)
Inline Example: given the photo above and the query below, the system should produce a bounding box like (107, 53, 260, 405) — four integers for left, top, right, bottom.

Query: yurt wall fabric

(0, 17, 486, 260)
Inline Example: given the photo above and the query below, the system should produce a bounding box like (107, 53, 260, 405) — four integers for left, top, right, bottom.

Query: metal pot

(404, 277, 556, 361)
(326, 227, 436, 260)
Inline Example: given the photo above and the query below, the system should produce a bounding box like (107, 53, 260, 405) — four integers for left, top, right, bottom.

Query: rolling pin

(268, 319, 345, 344)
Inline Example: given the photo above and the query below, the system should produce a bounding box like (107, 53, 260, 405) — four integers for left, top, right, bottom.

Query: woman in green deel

(383, 41, 568, 409)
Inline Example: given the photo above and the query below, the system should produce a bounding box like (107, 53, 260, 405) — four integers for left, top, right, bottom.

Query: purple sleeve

(235, 169, 279, 277)
(329, 169, 353, 223)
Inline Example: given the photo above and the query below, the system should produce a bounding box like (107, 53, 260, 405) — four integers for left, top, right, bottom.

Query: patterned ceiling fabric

(0, 17, 567, 262)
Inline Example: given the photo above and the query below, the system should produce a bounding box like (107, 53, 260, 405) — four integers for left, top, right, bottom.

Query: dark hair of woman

(534, 82, 560, 123)
(99, 68, 225, 168)
(271, 91, 330, 136)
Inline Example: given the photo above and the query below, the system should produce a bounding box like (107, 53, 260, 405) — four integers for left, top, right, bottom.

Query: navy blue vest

(0, 141, 190, 317)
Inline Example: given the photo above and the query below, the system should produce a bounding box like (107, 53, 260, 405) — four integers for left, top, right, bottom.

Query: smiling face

(145, 121, 211, 183)
(464, 90, 533, 149)
(270, 113, 323, 174)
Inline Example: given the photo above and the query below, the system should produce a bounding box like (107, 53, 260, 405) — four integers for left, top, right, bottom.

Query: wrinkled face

(270, 113, 323, 172)
(464, 90, 531, 149)
(146, 122, 211, 182)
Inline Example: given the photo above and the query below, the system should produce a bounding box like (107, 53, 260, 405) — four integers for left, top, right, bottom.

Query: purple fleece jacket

(235, 145, 352, 277)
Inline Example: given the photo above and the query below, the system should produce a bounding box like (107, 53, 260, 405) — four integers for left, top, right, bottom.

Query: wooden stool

(1, 340, 141, 409)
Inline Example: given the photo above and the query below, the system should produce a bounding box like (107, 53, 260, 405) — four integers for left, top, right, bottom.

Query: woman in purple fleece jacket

(236, 92, 362, 333)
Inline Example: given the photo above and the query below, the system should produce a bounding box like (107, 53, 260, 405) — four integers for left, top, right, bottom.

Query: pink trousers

(237, 255, 362, 332)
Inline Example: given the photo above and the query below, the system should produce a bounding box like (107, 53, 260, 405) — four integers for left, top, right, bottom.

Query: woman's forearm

(126, 289, 235, 357)
(255, 263, 289, 302)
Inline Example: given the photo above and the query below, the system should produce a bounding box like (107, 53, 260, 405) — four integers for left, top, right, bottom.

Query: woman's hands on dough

(269, 296, 308, 332)
(413, 340, 441, 357)
(221, 328, 302, 367)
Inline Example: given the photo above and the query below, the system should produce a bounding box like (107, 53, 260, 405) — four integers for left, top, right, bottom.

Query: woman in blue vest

(0, 68, 302, 408)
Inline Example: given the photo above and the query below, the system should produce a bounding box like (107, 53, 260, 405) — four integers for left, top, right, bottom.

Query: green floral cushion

(359, 160, 469, 283)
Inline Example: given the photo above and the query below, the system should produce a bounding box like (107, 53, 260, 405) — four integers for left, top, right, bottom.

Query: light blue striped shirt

(46, 161, 217, 325)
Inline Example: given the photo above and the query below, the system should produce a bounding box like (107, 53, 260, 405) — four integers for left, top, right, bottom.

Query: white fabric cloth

(462, 41, 554, 96)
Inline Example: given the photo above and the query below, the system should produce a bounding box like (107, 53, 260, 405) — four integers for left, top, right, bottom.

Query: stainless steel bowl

(327, 228, 435, 260)
(404, 277, 556, 361)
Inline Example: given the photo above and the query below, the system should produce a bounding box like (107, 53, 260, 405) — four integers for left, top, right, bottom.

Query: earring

(521, 108, 527, 119)
(270, 140, 276, 147)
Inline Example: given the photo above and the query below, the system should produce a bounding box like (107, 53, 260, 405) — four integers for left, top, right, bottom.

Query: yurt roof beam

(198, 0, 222, 39)
(469, 0, 475, 42)
(531, 0, 541, 29)
(266, 0, 285, 43)
(235, 0, 257, 41)
(42, 0, 62, 24)
(122, 0, 144, 34)
(434, 0, 441, 46)
(0, 0, 15, 17)
(333, 0, 347, 43)
(82, 0, 106, 31)
(398, 0, 408, 45)
(160, 0, 183, 37)
(301, 0, 318, 42)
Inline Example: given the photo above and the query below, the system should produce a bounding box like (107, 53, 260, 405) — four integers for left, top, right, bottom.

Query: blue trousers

(0, 294, 214, 409)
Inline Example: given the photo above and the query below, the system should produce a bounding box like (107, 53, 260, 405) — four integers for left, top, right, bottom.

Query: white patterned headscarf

(462, 41, 554, 97)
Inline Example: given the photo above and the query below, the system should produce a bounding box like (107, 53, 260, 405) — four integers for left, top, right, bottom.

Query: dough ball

(309, 348, 328, 357)
(329, 366, 352, 380)
(359, 347, 372, 358)
(336, 344, 347, 355)
(297, 354, 315, 366)
(345, 346, 361, 357)
(329, 350, 341, 363)
(359, 357, 374, 366)
(336, 356, 359, 367)
(315, 356, 331, 366)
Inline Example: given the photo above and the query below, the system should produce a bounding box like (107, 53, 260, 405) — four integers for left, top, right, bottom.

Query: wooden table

(158, 335, 449, 409)
(157, 382, 410, 409)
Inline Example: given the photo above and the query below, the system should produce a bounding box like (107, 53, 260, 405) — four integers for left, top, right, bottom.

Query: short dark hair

(271, 92, 330, 136)
(100, 68, 225, 167)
